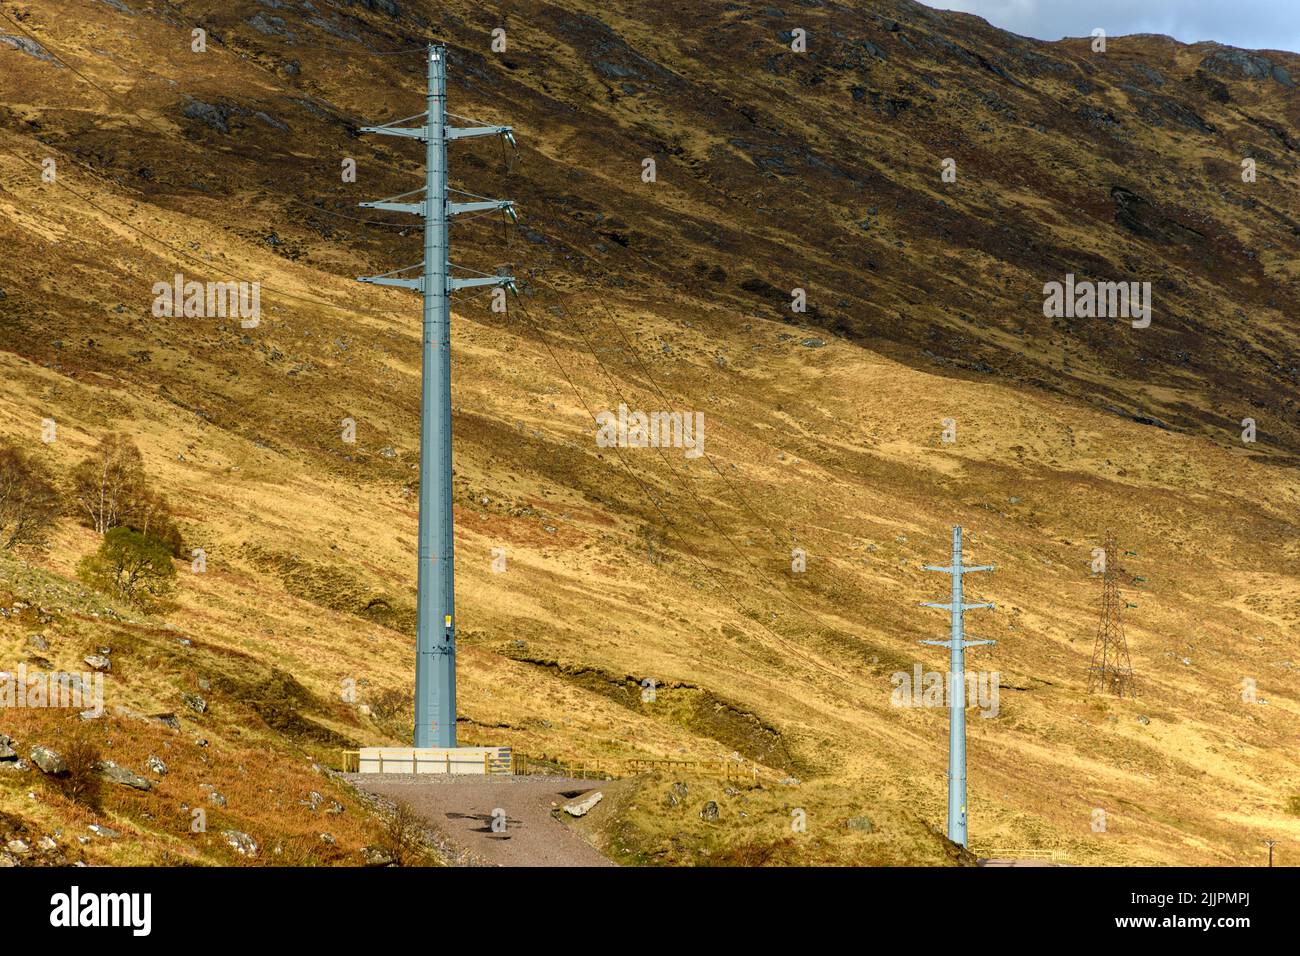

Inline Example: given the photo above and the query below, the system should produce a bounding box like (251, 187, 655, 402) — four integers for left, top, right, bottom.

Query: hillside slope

(0, 0, 1297, 866)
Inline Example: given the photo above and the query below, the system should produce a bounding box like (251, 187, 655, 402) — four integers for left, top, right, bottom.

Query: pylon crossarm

(448, 275, 515, 291)
(357, 261, 425, 289)
(447, 124, 513, 141)
(364, 185, 425, 202)
(360, 124, 427, 140)
(448, 199, 514, 216)
(357, 276, 422, 289)
(361, 200, 426, 214)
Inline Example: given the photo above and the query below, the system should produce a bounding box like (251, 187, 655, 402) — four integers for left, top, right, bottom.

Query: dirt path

(347, 774, 617, 867)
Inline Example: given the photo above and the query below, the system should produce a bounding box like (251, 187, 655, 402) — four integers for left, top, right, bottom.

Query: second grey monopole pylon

(919, 526, 996, 848)
(355, 44, 519, 748)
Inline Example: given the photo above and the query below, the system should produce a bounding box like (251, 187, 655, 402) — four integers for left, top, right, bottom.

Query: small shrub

(380, 800, 431, 866)
(370, 687, 410, 722)
(369, 687, 413, 739)
(1287, 794, 1300, 816)
(60, 731, 102, 809)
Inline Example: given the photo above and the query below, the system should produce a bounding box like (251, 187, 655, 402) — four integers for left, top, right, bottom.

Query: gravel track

(345, 774, 617, 867)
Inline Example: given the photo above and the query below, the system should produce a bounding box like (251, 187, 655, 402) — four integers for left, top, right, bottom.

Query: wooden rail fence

(512, 753, 765, 782)
(982, 848, 1069, 863)
(339, 749, 768, 782)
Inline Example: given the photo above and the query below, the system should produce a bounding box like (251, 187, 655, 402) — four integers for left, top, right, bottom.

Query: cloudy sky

(924, 0, 1300, 54)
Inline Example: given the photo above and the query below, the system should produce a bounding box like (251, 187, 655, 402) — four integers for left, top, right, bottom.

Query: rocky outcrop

(29, 746, 65, 775)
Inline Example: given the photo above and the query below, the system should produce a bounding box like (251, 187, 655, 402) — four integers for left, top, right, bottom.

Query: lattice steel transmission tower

(1088, 532, 1136, 698)
(356, 44, 518, 748)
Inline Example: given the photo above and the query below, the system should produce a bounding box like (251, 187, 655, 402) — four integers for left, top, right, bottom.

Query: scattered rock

(664, 780, 689, 808)
(248, 12, 292, 40)
(182, 99, 233, 134)
(0, 734, 16, 760)
(779, 776, 801, 787)
(360, 845, 395, 866)
(153, 713, 181, 730)
(96, 761, 152, 791)
(182, 693, 207, 715)
(1200, 49, 1294, 87)
(221, 829, 258, 857)
(87, 824, 120, 839)
(6, 839, 29, 854)
(562, 791, 604, 817)
(318, 832, 336, 845)
(29, 746, 66, 775)
(847, 815, 875, 832)
(146, 755, 167, 775)
(1137, 714, 1150, 725)
(27, 634, 48, 652)
(0, 33, 60, 64)
(83, 655, 111, 672)
(700, 800, 720, 821)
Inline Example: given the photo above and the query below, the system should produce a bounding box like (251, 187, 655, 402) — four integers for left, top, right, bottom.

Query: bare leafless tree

(71, 433, 145, 535)
(0, 442, 61, 550)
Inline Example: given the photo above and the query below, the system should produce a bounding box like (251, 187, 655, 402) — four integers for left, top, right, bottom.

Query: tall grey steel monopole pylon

(919, 526, 996, 848)
(356, 44, 518, 748)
